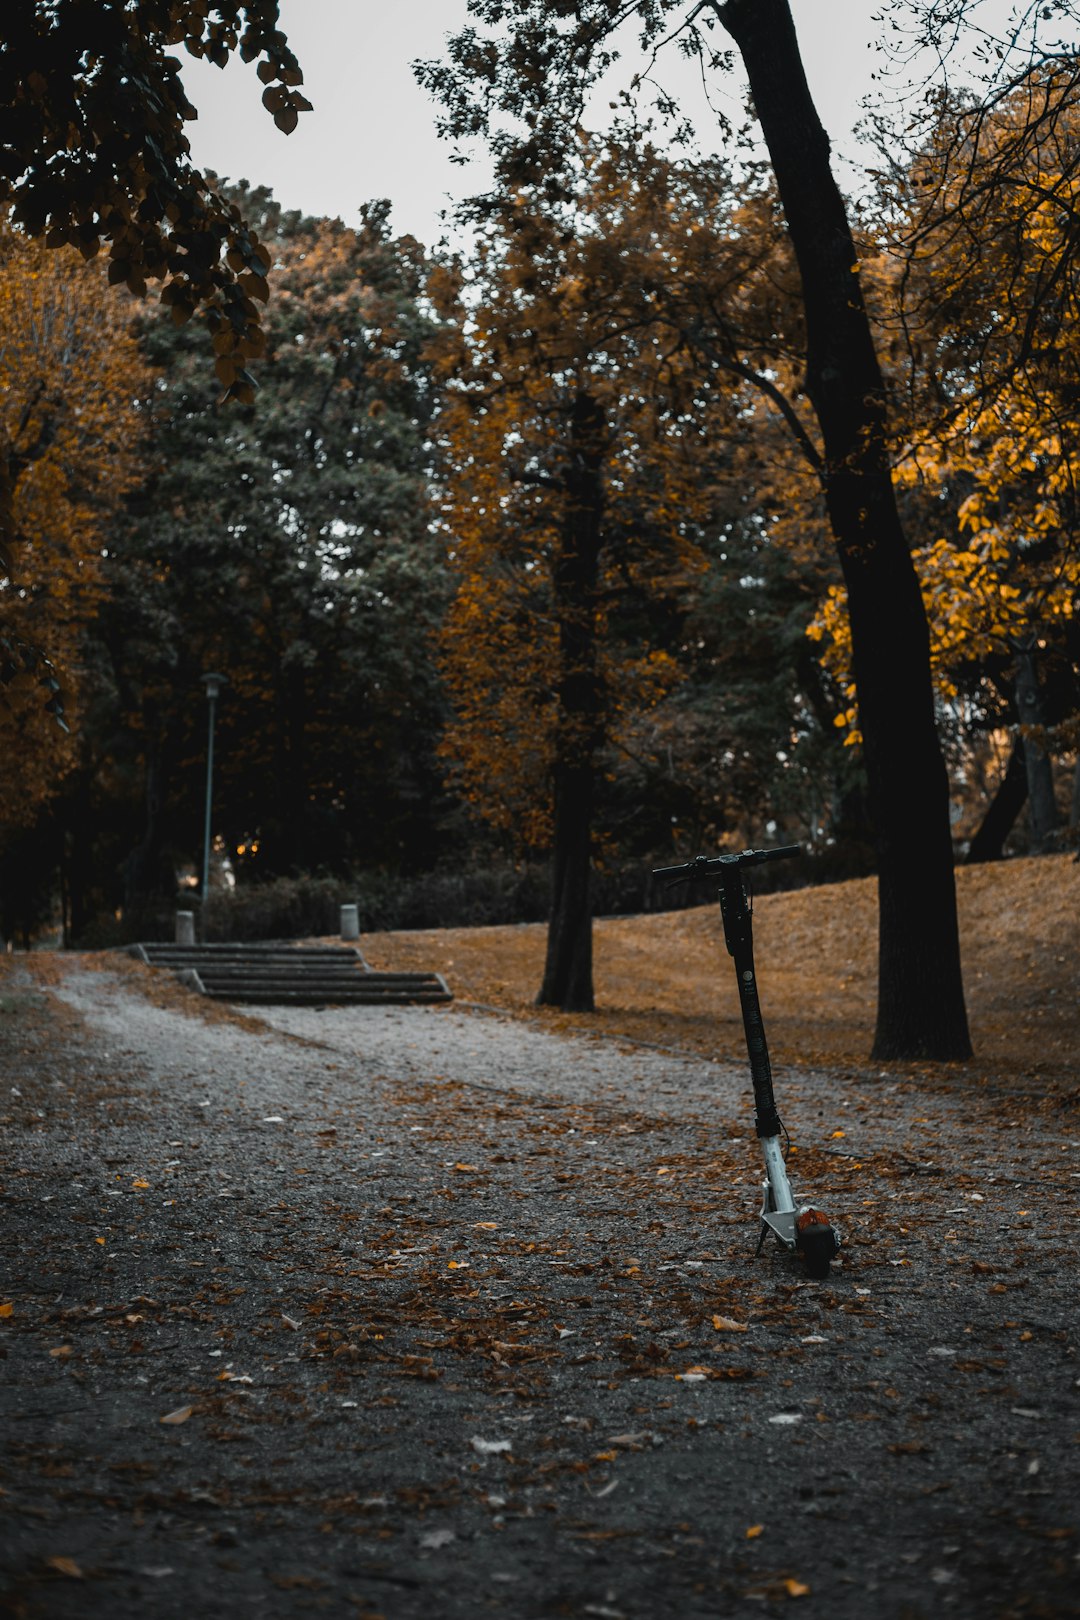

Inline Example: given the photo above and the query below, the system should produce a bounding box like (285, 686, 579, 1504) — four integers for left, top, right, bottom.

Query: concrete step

(203, 981, 451, 1006)
(185, 966, 369, 980)
(130, 941, 452, 1006)
(133, 943, 367, 966)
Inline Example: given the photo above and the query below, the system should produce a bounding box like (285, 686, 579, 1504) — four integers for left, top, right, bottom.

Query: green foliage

(92, 190, 452, 895)
(199, 866, 555, 940)
(619, 508, 857, 855)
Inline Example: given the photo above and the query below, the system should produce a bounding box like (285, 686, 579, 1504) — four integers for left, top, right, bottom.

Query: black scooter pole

(714, 857, 784, 1140)
(652, 843, 840, 1278)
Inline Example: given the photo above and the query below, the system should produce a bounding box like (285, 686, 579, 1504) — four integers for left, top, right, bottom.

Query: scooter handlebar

(742, 843, 802, 866)
(652, 844, 802, 881)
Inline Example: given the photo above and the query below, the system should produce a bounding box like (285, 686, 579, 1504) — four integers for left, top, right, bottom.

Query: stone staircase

(129, 942, 452, 1006)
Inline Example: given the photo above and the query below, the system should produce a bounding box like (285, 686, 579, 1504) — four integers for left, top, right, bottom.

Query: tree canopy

(419, 0, 977, 1058)
(0, 215, 152, 829)
(0, 1, 311, 422)
(94, 190, 449, 903)
(0, 4, 1076, 1021)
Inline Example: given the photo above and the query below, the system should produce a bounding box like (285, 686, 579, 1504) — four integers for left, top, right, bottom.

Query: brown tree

(0, 217, 152, 829)
(419, 0, 974, 1058)
(431, 143, 743, 1010)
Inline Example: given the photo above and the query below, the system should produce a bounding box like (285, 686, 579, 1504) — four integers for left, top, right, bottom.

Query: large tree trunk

(285, 665, 310, 870)
(267, 660, 308, 873)
(124, 720, 169, 908)
(965, 738, 1028, 864)
(62, 776, 94, 943)
(719, 0, 971, 1059)
(537, 390, 606, 1012)
(1014, 642, 1060, 849)
(540, 757, 596, 1010)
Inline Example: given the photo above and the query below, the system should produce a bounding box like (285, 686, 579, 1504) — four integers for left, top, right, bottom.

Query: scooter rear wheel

(797, 1221, 840, 1280)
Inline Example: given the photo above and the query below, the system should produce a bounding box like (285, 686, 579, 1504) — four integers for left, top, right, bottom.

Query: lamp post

(201, 673, 225, 904)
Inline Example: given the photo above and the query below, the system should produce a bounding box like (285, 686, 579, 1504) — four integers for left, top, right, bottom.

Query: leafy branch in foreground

(0, 2, 312, 407)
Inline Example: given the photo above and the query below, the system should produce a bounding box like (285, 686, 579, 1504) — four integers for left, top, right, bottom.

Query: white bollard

(175, 911, 195, 946)
(340, 903, 360, 941)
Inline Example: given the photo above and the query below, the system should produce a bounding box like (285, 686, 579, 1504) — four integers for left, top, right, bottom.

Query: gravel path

(1, 958, 1078, 1620)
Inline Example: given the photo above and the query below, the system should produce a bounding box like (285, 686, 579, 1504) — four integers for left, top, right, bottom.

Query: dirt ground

(0, 855, 1078, 1620)
(360, 854, 1080, 1092)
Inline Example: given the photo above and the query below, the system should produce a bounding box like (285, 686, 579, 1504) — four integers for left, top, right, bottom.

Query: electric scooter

(652, 844, 841, 1280)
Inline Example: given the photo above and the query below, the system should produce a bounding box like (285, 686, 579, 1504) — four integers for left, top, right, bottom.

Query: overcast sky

(179, 1, 1056, 244)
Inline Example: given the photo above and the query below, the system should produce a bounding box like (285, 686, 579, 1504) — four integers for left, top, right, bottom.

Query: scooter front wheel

(795, 1212, 840, 1280)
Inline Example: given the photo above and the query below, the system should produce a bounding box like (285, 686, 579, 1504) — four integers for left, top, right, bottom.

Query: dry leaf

(0, 1302, 12, 1318)
(159, 1404, 193, 1425)
(419, 1527, 456, 1549)
(746, 1524, 764, 1539)
(784, 1578, 811, 1597)
(49, 1345, 72, 1358)
(46, 1557, 83, 1579)
(453, 1162, 479, 1173)
(132, 1179, 150, 1189)
(712, 1314, 748, 1333)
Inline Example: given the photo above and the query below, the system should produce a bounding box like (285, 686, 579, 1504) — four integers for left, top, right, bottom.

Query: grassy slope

(360, 854, 1079, 1091)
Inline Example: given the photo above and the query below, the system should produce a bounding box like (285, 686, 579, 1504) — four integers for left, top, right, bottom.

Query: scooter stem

(715, 859, 783, 1140)
(650, 843, 840, 1277)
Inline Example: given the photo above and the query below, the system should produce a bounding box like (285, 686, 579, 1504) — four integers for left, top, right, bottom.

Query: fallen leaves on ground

(355, 854, 1079, 1092)
(45, 1557, 84, 1580)
(159, 1405, 194, 1425)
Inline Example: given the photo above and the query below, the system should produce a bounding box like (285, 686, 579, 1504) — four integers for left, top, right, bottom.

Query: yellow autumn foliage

(809, 70, 1080, 746)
